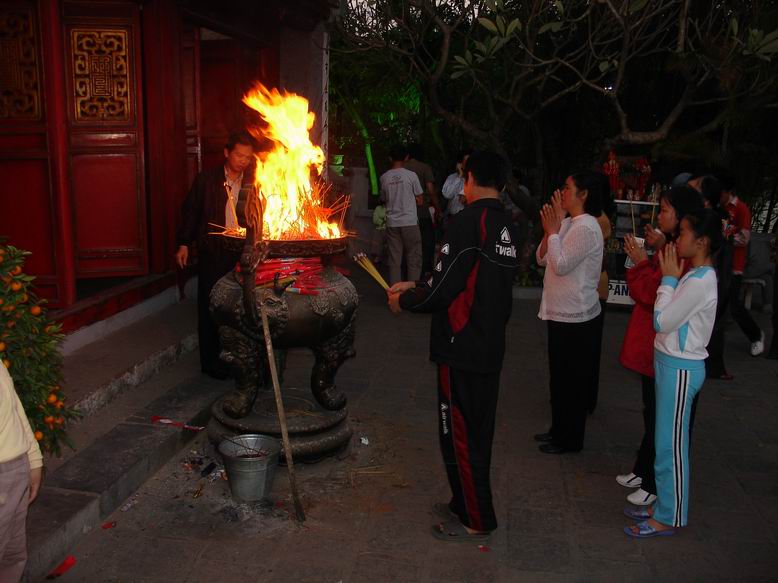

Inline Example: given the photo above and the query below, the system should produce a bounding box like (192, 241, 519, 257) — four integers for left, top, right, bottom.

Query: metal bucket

(218, 434, 281, 502)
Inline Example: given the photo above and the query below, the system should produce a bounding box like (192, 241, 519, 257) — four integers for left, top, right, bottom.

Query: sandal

(431, 520, 491, 543)
(624, 520, 676, 538)
(432, 502, 458, 521)
(624, 505, 652, 521)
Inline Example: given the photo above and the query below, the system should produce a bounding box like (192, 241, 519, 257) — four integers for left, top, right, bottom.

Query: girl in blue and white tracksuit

(625, 208, 721, 538)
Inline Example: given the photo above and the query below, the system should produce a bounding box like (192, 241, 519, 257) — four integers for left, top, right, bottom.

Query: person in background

(441, 149, 471, 220)
(589, 173, 614, 414)
(616, 186, 704, 507)
(0, 361, 44, 582)
(176, 131, 256, 379)
(534, 171, 604, 454)
(380, 144, 424, 285)
(624, 208, 720, 538)
(719, 172, 765, 356)
(693, 175, 735, 379)
(405, 144, 442, 276)
(370, 203, 387, 265)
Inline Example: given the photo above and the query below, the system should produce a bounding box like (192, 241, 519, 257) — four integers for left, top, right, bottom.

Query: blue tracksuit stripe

(654, 353, 704, 528)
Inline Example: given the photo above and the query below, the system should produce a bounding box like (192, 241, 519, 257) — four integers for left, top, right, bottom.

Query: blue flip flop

(624, 505, 652, 521)
(624, 520, 676, 538)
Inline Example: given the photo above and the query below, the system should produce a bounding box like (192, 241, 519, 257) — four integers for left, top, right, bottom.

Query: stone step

(62, 299, 198, 419)
(25, 353, 229, 582)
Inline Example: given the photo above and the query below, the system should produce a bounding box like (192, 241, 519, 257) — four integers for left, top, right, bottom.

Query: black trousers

(632, 373, 700, 495)
(588, 300, 607, 413)
(437, 363, 500, 532)
(706, 275, 732, 377)
(547, 318, 599, 451)
(730, 274, 762, 342)
(197, 246, 241, 372)
(419, 217, 436, 275)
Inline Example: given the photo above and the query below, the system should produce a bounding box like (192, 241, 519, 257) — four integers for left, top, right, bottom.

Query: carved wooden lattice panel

(71, 29, 130, 122)
(0, 4, 41, 120)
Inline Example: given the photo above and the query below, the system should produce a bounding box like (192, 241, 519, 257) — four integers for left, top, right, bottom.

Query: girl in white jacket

(625, 208, 722, 538)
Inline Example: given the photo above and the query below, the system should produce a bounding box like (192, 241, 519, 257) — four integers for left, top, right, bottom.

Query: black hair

(407, 143, 424, 161)
(570, 170, 605, 217)
(683, 208, 723, 255)
(659, 186, 704, 238)
(463, 150, 508, 191)
(512, 168, 524, 183)
(456, 148, 472, 164)
(699, 175, 724, 210)
(225, 131, 256, 152)
(389, 144, 408, 162)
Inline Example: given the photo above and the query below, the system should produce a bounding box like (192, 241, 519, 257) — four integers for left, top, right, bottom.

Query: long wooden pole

(259, 301, 306, 523)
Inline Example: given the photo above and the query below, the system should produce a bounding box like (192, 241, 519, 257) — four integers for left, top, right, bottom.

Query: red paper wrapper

(46, 555, 76, 578)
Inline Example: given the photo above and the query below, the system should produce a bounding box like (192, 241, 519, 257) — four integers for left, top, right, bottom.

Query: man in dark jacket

(388, 151, 518, 542)
(175, 131, 256, 378)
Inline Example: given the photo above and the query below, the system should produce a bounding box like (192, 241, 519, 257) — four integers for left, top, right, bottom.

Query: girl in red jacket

(616, 186, 703, 506)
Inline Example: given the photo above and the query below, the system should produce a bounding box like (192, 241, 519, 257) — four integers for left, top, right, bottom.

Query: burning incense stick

(353, 253, 389, 290)
(628, 192, 637, 237)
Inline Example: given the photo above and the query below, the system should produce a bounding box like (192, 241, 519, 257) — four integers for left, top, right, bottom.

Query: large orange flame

(243, 84, 341, 240)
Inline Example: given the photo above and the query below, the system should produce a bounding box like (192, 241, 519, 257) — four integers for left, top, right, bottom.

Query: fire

(243, 84, 342, 240)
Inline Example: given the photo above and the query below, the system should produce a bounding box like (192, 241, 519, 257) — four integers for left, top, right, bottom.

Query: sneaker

(750, 330, 765, 357)
(616, 473, 643, 488)
(627, 488, 657, 506)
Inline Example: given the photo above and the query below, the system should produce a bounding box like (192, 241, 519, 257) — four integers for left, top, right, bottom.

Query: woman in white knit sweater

(533, 171, 605, 454)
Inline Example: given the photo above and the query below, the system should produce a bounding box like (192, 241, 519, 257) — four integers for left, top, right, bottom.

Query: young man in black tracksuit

(388, 151, 518, 542)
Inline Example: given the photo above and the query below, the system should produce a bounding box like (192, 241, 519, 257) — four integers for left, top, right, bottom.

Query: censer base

(207, 387, 353, 463)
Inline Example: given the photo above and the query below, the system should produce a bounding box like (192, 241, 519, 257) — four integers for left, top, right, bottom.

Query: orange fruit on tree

(10, 281, 21, 291)
(56, 400, 65, 409)
(20, 293, 28, 302)
(55, 417, 64, 426)
(10, 266, 21, 275)
(44, 415, 55, 424)
(0, 342, 5, 352)
(46, 393, 58, 404)
(34, 431, 43, 441)
(6, 320, 15, 328)
(30, 306, 41, 316)
(2, 359, 10, 369)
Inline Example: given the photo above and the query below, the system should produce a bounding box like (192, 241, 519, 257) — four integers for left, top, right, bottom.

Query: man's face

(224, 143, 253, 174)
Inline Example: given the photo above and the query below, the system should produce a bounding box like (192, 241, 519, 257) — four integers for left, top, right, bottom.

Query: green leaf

(451, 70, 467, 79)
(454, 55, 469, 67)
(729, 17, 738, 37)
(599, 60, 610, 73)
(485, 0, 497, 11)
(496, 15, 506, 36)
(538, 21, 563, 34)
(495, 0, 504, 9)
(465, 49, 473, 63)
(506, 19, 522, 36)
(474, 40, 488, 54)
(628, 0, 650, 13)
(553, 0, 564, 15)
(478, 17, 499, 34)
(758, 28, 778, 48)
(757, 37, 778, 55)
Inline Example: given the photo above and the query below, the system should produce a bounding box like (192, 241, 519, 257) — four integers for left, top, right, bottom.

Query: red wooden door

(63, 1, 147, 278)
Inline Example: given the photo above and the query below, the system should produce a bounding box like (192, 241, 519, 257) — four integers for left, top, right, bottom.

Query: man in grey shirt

(380, 145, 424, 284)
(405, 144, 441, 275)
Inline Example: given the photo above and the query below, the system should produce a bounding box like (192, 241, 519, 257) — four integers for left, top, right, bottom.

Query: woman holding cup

(616, 186, 703, 505)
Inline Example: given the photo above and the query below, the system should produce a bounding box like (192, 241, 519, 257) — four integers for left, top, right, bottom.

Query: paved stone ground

(52, 274, 778, 582)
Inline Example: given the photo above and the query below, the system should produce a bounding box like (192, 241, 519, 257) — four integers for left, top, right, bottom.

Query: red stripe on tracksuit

(439, 363, 484, 532)
(447, 209, 487, 334)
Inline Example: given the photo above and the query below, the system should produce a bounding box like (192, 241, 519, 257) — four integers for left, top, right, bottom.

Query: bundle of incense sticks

(353, 253, 389, 290)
